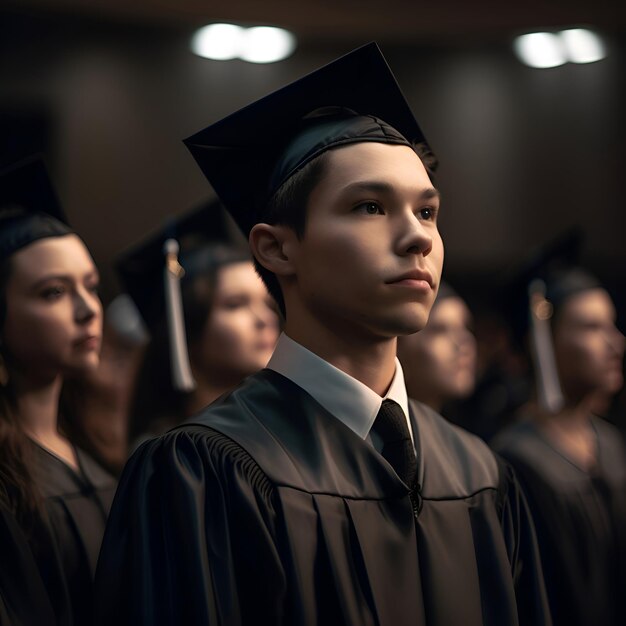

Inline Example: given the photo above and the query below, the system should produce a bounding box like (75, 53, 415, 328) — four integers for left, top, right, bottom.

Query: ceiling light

(239, 27, 296, 64)
(191, 24, 296, 64)
(513, 32, 567, 69)
(560, 28, 606, 64)
(191, 24, 245, 61)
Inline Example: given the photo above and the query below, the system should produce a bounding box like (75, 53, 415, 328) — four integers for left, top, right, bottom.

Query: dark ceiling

(9, 0, 626, 43)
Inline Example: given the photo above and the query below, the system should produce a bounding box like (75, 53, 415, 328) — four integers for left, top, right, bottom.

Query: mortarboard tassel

(163, 239, 196, 392)
(528, 279, 564, 414)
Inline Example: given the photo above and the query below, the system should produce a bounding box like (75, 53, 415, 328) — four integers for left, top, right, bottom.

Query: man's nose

(397, 212, 433, 257)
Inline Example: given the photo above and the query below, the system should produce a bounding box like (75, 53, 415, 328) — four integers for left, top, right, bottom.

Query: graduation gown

(0, 502, 56, 626)
(494, 417, 626, 626)
(95, 369, 550, 626)
(31, 443, 117, 625)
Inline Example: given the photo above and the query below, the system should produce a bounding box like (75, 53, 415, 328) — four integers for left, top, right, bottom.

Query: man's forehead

(323, 143, 437, 191)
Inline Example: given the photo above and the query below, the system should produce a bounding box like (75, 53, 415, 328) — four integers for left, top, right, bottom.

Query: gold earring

(0, 355, 9, 387)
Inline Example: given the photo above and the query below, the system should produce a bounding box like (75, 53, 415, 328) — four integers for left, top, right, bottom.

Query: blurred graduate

(493, 231, 626, 626)
(0, 156, 116, 625)
(117, 201, 279, 446)
(397, 281, 477, 415)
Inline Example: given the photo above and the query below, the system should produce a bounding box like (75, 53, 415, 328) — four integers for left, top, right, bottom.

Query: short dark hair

(253, 142, 438, 318)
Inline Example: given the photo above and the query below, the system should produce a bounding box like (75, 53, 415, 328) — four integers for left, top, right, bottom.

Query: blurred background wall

(1, 1, 625, 319)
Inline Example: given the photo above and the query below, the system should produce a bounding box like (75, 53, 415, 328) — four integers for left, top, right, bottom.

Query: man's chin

(377, 310, 430, 338)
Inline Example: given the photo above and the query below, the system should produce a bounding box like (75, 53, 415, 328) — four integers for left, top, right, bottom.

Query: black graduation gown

(494, 417, 626, 626)
(95, 369, 550, 626)
(31, 443, 117, 625)
(0, 502, 57, 626)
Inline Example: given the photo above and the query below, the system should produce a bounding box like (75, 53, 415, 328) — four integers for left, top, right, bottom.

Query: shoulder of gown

(408, 399, 501, 499)
(591, 415, 626, 481)
(95, 420, 286, 625)
(0, 501, 59, 626)
(182, 369, 409, 499)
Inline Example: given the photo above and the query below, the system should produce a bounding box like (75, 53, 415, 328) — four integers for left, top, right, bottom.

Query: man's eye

(355, 202, 384, 215)
(419, 207, 436, 220)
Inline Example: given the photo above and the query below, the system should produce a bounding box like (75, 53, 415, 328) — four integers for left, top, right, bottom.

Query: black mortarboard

(184, 42, 429, 236)
(116, 199, 233, 329)
(116, 200, 244, 391)
(506, 228, 601, 338)
(0, 155, 72, 261)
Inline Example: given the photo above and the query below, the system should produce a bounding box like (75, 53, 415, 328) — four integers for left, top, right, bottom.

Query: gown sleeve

(0, 502, 58, 626)
(94, 426, 287, 626)
(504, 456, 581, 624)
(500, 450, 623, 626)
(494, 455, 553, 626)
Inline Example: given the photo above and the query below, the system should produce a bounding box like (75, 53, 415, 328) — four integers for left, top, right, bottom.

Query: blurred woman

(121, 207, 280, 443)
(397, 282, 477, 413)
(0, 157, 116, 625)
(493, 263, 626, 626)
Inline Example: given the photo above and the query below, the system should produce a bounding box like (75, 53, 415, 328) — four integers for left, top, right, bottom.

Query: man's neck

(283, 318, 397, 397)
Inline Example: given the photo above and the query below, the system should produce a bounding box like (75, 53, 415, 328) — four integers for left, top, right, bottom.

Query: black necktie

(371, 399, 418, 488)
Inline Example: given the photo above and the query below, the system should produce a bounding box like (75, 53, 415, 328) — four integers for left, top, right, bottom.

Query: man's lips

(386, 269, 434, 289)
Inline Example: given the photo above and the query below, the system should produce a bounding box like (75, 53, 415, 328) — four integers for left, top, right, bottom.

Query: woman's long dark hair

(0, 256, 47, 534)
(129, 243, 250, 441)
(0, 246, 99, 532)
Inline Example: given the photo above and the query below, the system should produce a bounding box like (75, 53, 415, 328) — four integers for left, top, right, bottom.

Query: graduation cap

(184, 42, 430, 237)
(116, 200, 245, 392)
(0, 155, 72, 261)
(506, 228, 601, 413)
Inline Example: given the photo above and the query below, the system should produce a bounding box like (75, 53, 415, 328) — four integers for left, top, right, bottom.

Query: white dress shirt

(266, 333, 414, 452)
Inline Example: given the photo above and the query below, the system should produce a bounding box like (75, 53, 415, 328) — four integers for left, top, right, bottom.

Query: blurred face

(286, 142, 444, 341)
(194, 261, 279, 385)
(553, 288, 625, 401)
(398, 296, 476, 406)
(2, 235, 102, 381)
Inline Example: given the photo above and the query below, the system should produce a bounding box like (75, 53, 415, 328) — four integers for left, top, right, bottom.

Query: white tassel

(163, 239, 196, 392)
(528, 279, 564, 413)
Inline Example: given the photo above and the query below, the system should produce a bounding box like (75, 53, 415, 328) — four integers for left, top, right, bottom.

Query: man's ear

(249, 223, 298, 276)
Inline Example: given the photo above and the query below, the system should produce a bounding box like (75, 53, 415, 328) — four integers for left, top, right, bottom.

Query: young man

(95, 44, 550, 625)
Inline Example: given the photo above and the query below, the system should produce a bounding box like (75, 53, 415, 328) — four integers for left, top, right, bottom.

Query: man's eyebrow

(341, 180, 440, 200)
(420, 187, 441, 201)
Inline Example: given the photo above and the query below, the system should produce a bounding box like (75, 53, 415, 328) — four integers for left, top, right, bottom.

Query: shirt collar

(266, 333, 411, 441)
